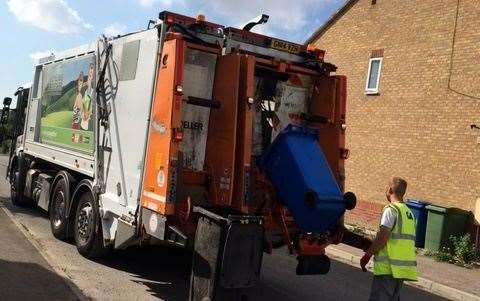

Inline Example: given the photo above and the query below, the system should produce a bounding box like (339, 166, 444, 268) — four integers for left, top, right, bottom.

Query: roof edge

(304, 0, 358, 45)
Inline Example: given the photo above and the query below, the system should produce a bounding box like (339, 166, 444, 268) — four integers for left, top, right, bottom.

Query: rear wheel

(49, 178, 69, 240)
(74, 191, 109, 258)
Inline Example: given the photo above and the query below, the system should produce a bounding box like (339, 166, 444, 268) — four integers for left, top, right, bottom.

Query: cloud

(7, 0, 93, 34)
(29, 50, 55, 62)
(137, 0, 340, 42)
(210, 0, 312, 31)
(138, 0, 175, 8)
(104, 23, 127, 37)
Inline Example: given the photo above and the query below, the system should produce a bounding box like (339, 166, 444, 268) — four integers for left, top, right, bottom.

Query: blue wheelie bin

(405, 199, 430, 248)
(259, 125, 346, 233)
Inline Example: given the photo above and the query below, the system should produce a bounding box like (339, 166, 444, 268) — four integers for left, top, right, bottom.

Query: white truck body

(23, 28, 161, 242)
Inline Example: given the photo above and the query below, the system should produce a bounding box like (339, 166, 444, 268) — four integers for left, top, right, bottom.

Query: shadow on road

(96, 245, 293, 301)
(0, 259, 80, 300)
(97, 246, 192, 301)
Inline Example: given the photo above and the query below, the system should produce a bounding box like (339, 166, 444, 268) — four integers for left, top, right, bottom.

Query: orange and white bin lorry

(3, 12, 368, 300)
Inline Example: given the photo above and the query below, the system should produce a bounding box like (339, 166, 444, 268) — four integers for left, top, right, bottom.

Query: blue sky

(0, 0, 344, 102)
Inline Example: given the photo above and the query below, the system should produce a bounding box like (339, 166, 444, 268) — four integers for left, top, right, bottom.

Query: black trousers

(369, 275, 404, 301)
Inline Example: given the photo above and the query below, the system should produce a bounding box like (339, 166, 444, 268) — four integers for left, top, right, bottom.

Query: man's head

(386, 177, 407, 202)
(87, 63, 95, 86)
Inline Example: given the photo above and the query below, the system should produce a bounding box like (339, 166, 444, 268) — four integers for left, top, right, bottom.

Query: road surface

(0, 200, 79, 300)
(0, 156, 447, 301)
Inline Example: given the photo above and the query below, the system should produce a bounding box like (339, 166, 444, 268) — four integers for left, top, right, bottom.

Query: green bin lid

(448, 207, 472, 216)
(426, 204, 447, 213)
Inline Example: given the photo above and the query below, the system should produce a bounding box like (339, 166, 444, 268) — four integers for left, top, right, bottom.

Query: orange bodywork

(139, 27, 348, 256)
(204, 54, 241, 207)
(231, 55, 255, 212)
(140, 37, 185, 215)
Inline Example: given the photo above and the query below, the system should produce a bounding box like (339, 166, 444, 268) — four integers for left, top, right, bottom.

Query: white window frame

(365, 57, 382, 94)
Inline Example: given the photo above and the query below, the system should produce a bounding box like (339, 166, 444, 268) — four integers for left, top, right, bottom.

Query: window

(365, 57, 382, 94)
(119, 40, 140, 81)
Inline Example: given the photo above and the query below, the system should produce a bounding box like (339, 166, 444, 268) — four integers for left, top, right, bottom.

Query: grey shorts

(369, 275, 404, 301)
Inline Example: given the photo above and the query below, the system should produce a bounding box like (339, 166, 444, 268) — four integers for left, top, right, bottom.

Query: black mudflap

(189, 208, 264, 301)
(296, 255, 331, 275)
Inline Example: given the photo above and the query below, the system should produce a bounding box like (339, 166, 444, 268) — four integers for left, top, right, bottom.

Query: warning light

(196, 14, 205, 23)
(306, 43, 317, 52)
(306, 44, 325, 61)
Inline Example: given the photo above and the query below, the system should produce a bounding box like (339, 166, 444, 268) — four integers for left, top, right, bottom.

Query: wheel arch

(9, 151, 28, 181)
(69, 179, 95, 236)
(8, 155, 18, 181)
(70, 179, 95, 213)
(49, 170, 76, 213)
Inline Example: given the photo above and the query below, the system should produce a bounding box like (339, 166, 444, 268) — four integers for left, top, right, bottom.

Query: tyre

(10, 159, 32, 207)
(49, 177, 70, 240)
(74, 191, 109, 258)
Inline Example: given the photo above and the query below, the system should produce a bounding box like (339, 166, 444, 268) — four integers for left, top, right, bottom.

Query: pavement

(0, 155, 465, 300)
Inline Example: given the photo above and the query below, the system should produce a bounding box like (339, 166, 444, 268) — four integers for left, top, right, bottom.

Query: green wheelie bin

(424, 205, 471, 251)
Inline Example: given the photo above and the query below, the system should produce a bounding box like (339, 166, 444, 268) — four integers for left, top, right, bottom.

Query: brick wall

(312, 0, 480, 229)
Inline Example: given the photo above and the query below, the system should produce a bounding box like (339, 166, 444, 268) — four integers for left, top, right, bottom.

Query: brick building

(307, 0, 480, 228)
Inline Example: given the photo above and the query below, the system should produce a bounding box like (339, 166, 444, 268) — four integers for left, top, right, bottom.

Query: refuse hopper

(260, 125, 346, 233)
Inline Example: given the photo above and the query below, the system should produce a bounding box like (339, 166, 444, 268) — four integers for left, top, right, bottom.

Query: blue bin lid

(406, 199, 430, 208)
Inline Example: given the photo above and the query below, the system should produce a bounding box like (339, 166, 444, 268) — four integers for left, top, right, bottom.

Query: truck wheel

(49, 178, 70, 240)
(10, 156, 32, 207)
(74, 191, 109, 258)
(11, 169, 30, 207)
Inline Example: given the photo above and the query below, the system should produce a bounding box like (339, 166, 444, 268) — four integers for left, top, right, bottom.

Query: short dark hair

(389, 177, 407, 198)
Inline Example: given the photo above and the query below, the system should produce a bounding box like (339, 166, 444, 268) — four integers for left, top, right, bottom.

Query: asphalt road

(0, 156, 447, 301)
(0, 202, 79, 300)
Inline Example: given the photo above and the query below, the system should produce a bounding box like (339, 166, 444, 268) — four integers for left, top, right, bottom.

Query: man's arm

(366, 226, 391, 255)
(360, 226, 391, 271)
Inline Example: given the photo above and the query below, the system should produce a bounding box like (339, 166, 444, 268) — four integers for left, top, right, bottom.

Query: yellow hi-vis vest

(373, 202, 418, 281)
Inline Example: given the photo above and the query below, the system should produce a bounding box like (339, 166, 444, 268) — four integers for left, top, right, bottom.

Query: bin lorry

(1, 11, 370, 300)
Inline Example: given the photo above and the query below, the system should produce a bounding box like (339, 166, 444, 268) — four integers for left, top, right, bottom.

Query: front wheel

(9, 156, 32, 207)
(74, 191, 109, 258)
(11, 170, 30, 207)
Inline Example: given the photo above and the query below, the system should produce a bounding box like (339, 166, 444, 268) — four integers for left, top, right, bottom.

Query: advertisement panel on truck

(39, 56, 95, 153)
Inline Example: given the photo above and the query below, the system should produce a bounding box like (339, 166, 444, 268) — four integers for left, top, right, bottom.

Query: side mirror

(1, 97, 12, 125)
(3, 97, 12, 106)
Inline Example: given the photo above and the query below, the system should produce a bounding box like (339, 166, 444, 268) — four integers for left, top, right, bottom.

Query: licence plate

(270, 39, 301, 54)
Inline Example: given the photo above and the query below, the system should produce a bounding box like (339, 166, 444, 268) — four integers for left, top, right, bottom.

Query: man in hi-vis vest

(360, 177, 417, 301)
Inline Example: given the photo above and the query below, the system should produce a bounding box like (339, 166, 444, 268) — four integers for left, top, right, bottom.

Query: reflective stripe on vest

(373, 202, 418, 281)
(390, 233, 415, 240)
(374, 256, 417, 267)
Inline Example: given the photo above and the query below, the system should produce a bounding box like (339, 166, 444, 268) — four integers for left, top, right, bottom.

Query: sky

(0, 0, 344, 102)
